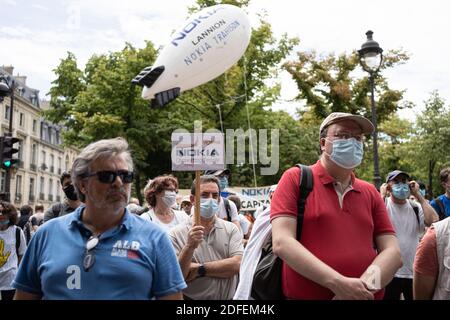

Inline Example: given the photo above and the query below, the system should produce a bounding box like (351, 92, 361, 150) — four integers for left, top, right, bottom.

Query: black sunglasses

(82, 170, 134, 184)
(83, 235, 100, 272)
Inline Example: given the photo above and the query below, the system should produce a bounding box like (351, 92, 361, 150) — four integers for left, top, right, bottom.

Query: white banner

(177, 185, 275, 212)
(171, 132, 225, 171)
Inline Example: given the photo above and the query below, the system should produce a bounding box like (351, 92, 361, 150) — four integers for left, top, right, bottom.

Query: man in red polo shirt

(271, 112, 402, 300)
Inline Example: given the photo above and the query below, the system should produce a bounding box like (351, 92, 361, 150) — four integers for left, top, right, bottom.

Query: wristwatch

(198, 264, 206, 277)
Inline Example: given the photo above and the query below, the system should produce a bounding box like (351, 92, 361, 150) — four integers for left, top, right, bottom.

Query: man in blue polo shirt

(12, 137, 186, 300)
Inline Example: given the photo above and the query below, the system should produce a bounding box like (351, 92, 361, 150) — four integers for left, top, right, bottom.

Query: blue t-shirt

(430, 194, 450, 218)
(13, 206, 186, 300)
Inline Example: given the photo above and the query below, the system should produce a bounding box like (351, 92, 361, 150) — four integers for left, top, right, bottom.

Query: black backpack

(434, 198, 447, 221)
(223, 198, 232, 221)
(385, 197, 420, 225)
(15, 226, 21, 258)
(408, 199, 420, 226)
(251, 164, 313, 300)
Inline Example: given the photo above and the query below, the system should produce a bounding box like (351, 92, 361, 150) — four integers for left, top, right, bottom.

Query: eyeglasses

(329, 132, 365, 142)
(82, 170, 134, 184)
(83, 235, 100, 272)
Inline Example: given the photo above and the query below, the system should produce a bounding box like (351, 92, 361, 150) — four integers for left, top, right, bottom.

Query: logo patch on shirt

(111, 240, 140, 259)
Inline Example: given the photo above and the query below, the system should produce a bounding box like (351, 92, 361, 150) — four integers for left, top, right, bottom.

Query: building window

(40, 121, 44, 139)
(49, 179, 53, 198)
(41, 150, 46, 169)
(15, 175, 22, 198)
(0, 172, 5, 192)
(19, 113, 25, 127)
(4, 105, 10, 120)
(65, 155, 69, 172)
(58, 157, 62, 175)
(31, 144, 37, 165)
(32, 119, 37, 132)
(40, 177, 45, 200)
(29, 178, 35, 200)
(18, 140, 23, 161)
(50, 154, 55, 173)
(48, 127, 53, 144)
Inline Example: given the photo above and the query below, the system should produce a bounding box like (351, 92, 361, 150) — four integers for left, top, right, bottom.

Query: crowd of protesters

(1, 113, 450, 300)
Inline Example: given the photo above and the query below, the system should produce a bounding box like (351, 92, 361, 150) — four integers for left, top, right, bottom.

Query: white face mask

(161, 191, 177, 208)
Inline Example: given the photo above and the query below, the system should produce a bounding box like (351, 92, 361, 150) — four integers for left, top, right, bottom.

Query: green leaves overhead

(284, 49, 410, 122)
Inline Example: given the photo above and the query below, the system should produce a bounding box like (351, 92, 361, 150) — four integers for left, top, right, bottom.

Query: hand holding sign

(132, 4, 251, 107)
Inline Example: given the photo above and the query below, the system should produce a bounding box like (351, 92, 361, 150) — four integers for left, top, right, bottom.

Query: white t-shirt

(0, 226, 27, 290)
(234, 206, 272, 300)
(386, 198, 424, 279)
(218, 197, 238, 222)
(140, 209, 189, 233)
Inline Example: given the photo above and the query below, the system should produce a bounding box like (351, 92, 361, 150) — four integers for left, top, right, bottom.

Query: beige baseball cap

(319, 112, 374, 135)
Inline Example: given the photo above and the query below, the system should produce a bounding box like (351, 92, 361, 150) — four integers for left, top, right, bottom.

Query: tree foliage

(42, 0, 301, 197)
(284, 49, 412, 123)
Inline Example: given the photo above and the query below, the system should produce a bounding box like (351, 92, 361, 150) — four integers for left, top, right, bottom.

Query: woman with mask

(0, 201, 26, 300)
(141, 175, 189, 233)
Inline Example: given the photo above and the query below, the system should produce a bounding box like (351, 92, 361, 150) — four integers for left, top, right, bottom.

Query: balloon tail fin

(132, 65, 165, 88)
(151, 87, 180, 108)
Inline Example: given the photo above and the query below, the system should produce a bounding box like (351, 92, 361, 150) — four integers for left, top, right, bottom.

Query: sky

(1, 0, 449, 121)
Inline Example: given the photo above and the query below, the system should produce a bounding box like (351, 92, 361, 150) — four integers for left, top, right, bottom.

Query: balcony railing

(29, 194, 35, 202)
(40, 163, 48, 171)
(48, 194, 53, 201)
(39, 193, 44, 200)
(30, 163, 37, 171)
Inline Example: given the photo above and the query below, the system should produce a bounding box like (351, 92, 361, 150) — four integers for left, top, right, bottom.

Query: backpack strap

(295, 164, 314, 239)
(223, 197, 232, 221)
(15, 226, 21, 258)
(408, 199, 420, 225)
(435, 198, 446, 220)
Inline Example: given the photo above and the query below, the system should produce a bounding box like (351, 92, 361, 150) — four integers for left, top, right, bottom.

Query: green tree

(284, 49, 412, 123)
(412, 92, 450, 197)
(42, 0, 301, 198)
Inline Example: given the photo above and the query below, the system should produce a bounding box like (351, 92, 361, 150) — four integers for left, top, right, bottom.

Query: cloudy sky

(1, 0, 449, 121)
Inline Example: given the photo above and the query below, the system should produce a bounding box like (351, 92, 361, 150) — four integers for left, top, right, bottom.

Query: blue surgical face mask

(419, 189, 426, 197)
(326, 138, 364, 169)
(0, 219, 9, 226)
(200, 198, 219, 219)
(218, 176, 228, 191)
(392, 183, 411, 200)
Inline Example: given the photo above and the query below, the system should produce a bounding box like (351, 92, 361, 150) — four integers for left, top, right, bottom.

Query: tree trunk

(428, 159, 435, 198)
(135, 166, 143, 205)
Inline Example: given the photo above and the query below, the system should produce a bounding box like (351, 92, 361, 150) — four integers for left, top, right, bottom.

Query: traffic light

(0, 135, 19, 170)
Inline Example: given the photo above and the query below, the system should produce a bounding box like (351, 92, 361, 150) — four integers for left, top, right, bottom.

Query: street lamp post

(358, 30, 383, 190)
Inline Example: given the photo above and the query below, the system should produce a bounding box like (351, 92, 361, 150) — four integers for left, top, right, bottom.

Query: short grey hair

(71, 137, 133, 201)
(190, 175, 220, 195)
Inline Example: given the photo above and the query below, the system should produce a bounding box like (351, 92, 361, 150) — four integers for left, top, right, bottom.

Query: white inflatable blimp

(132, 4, 251, 107)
